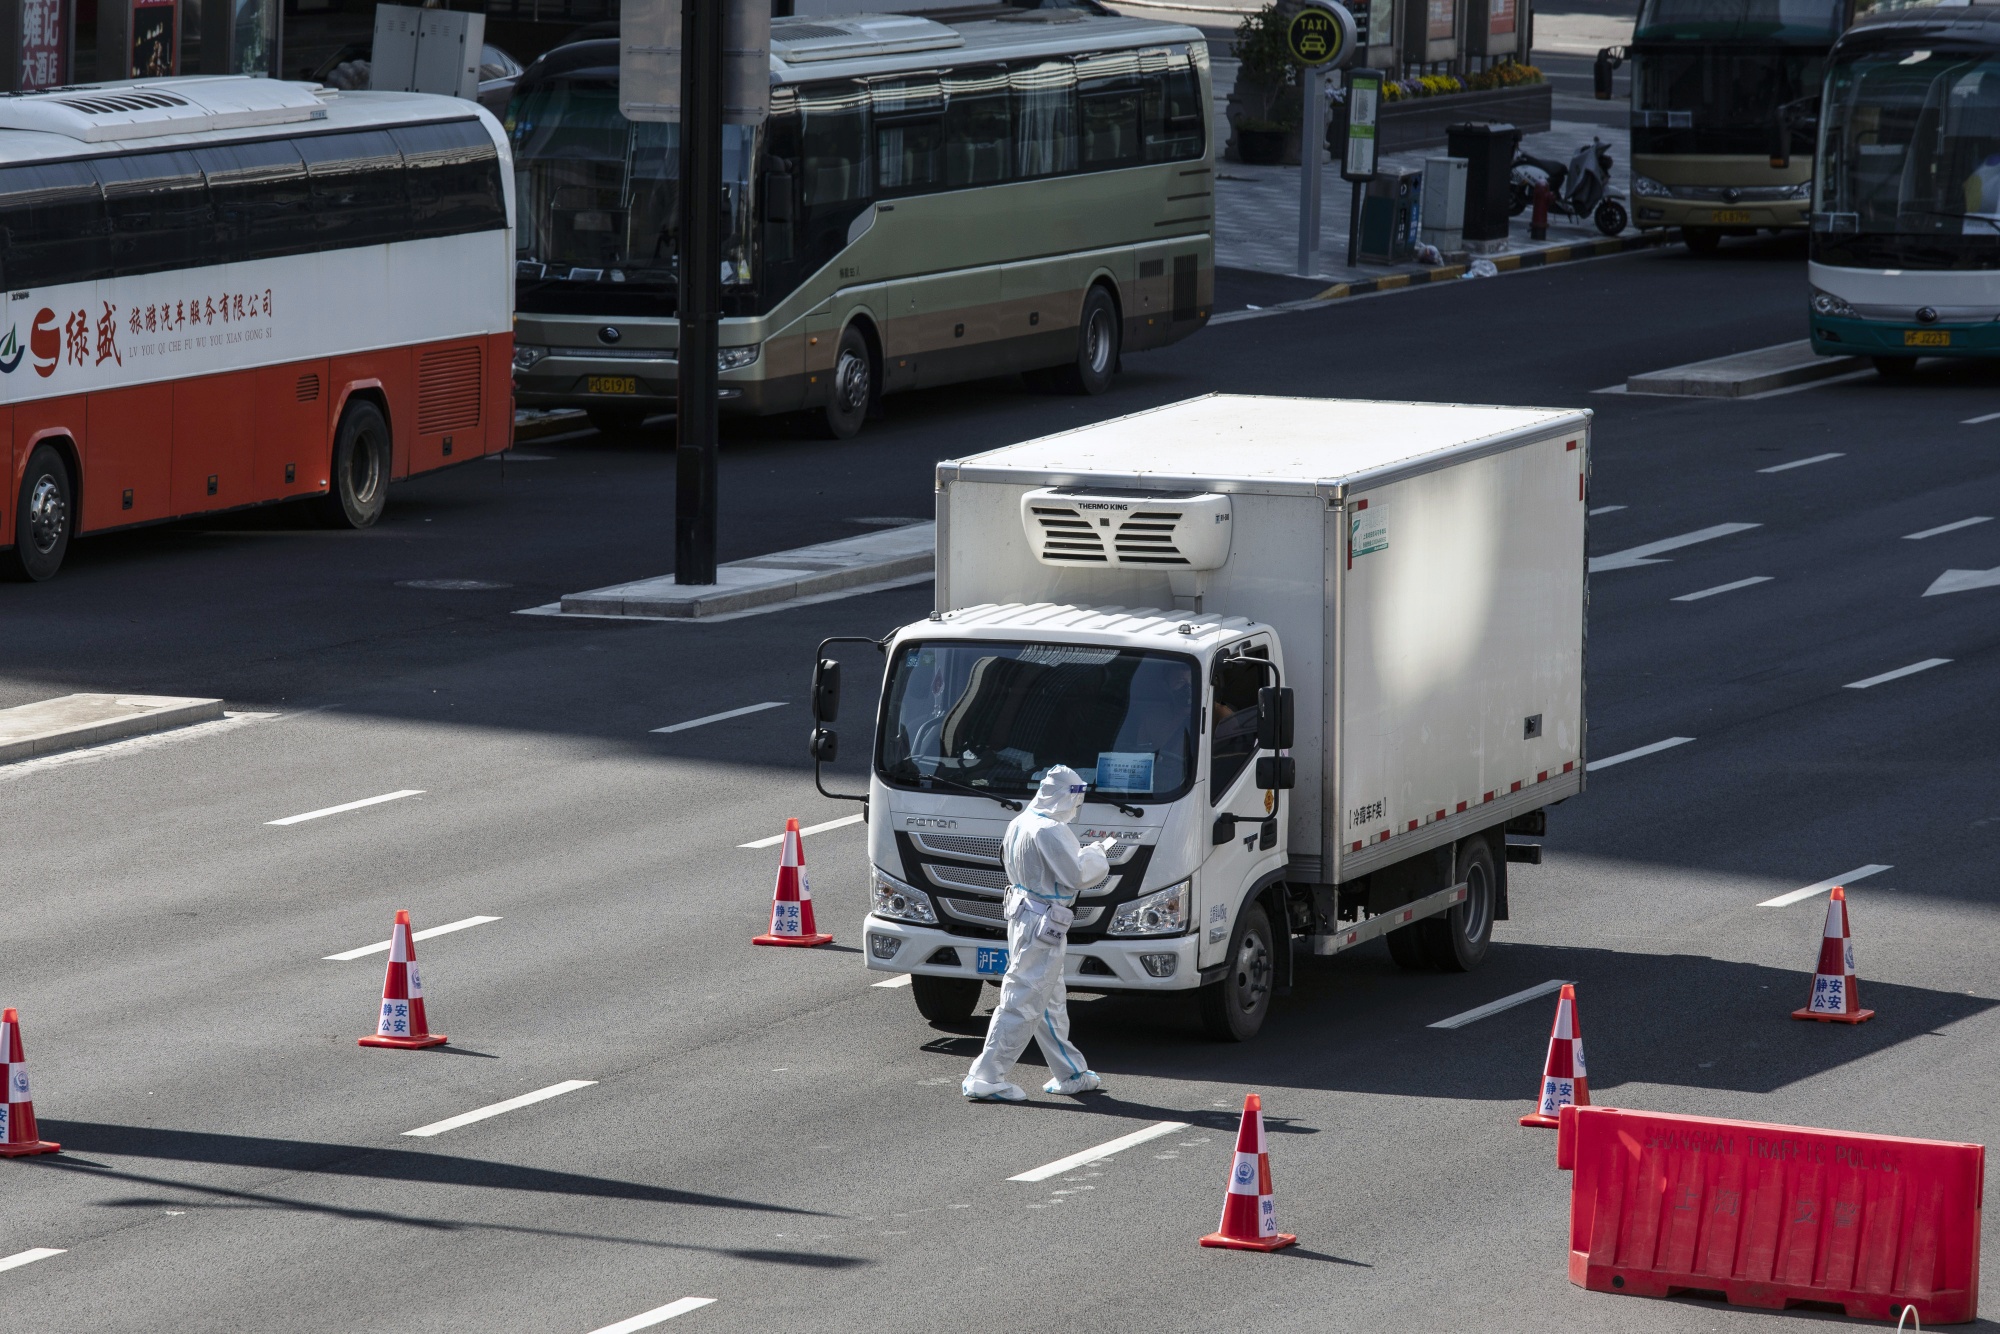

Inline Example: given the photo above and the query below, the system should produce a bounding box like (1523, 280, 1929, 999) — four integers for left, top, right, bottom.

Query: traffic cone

(0, 1008, 60, 1157)
(1200, 1093, 1296, 1251)
(1522, 983, 1589, 1128)
(752, 818, 833, 947)
(358, 911, 448, 1049)
(1793, 886, 1874, 1024)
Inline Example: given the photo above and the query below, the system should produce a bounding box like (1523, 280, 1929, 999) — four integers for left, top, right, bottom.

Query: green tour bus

(506, 11, 1215, 438)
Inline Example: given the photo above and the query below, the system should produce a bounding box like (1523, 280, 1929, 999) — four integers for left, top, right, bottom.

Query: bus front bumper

(861, 915, 1204, 992)
(512, 352, 786, 416)
(1633, 196, 1810, 231)
(1811, 314, 2000, 359)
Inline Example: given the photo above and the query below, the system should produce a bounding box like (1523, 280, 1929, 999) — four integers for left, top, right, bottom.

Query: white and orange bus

(0, 76, 513, 581)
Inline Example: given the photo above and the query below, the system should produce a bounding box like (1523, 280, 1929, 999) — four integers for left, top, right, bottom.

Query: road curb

(0, 694, 224, 765)
(1625, 339, 1865, 397)
(1310, 231, 1674, 302)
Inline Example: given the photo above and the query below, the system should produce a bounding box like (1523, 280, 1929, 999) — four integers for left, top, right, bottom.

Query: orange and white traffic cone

(752, 818, 833, 947)
(1200, 1093, 1296, 1252)
(1793, 886, 1874, 1024)
(358, 911, 448, 1049)
(1521, 983, 1590, 1128)
(0, 1008, 60, 1157)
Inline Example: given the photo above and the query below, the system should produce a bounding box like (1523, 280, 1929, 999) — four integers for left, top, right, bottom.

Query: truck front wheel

(1420, 836, 1496, 971)
(1200, 902, 1274, 1042)
(910, 975, 982, 1027)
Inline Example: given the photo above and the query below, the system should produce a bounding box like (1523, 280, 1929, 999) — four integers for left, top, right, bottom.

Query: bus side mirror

(1255, 685, 1294, 751)
(812, 658, 840, 722)
(1593, 48, 1619, 101)
(1770, 111, 1790, 170)
(1255, 755, 1296, 790)
(809, 727, 839, 763)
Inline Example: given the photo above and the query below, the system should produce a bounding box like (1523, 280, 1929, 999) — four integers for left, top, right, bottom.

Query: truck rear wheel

(1200, 902, 1274, 1042)
(1385, 922, 1429, 971)
(910, 975, 982, 1026)
(1420, 836, 1496, 972)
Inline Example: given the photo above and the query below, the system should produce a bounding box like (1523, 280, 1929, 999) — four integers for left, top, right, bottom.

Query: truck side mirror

(809, 727, 838, 763)
(1593, 49, 1617, 101)
(811, 658, 840, 722)
(1256, 755, 1296, 790)
(1255, 685, 1294, 751)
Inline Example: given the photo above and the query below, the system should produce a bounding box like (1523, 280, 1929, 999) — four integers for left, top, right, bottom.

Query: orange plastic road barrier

(1557, 1104, 1983, 1323)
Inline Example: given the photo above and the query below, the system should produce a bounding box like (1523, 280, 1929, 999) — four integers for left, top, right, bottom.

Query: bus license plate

(1709, 209, 1752, 224)
(587, 375, 637, 395)
(975, 947, 1008, 975)
(1904, 330, 1951, 347)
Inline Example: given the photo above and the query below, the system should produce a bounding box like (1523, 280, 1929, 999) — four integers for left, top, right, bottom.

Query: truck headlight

(1631, 174, 1667, 197)
(512, 344, 548, 371)
(1109, 879, 1190, 937)
(870, 867, 937, 925)
(717, 345, 760, 371)
(1810, 287, 1856, 318)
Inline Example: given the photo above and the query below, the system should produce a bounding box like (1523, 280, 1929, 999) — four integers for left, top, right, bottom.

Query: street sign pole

(1286, 0, 1357, 277)
(673, 0, 721, 586)
(1341, 67, 1383, 269)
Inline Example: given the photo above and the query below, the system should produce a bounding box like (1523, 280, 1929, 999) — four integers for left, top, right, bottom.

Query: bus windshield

(877, 642, 1201, 804)
(1633, 47, 1825, 153)
(1816, 45, 2000, 268)
(1635, 0, 1842, 42)
(507, 68, 756, 314)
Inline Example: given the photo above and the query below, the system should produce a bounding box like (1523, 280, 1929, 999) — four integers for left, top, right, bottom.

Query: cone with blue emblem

(1200, 1093, 1295, 1251)
(0, 1008, 60, 1157)
(1792, 885, 1874, 1024)
(1521, 983, 1588, 1128)
(358, 910, 447, 1049)
(753, 818, 833, 947)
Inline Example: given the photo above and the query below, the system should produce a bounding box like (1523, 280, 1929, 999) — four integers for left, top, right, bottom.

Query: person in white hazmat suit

(963, 765, 1118, 1102)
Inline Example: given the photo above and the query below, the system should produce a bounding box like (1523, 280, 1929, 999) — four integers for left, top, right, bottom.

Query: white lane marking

(403, 1080, 597, 1137)
(652, 702, 786, 734)
(1009, 1120, 1189, 1183)
(739, 812, 865, 849)
(1738, 369, 1874, 401)
(1926, 567, 2000, 597)
(1757, 452, 1845, 474)
(585, 1297, 717, 1333)
(0, 712, 275, 784)
(1904, 516, 1992, 541)
(0, 1248, 64, 1273)
(1588, 505, 1627, 516)
(323, 915, 503, 962)
(1962, 411, 2000, 425)
(1845, 658, 1951, 690)
(1673, 576, 1773, 602)
(268, 789, 424, 826)
(1759, 864, 1893, 909)
(872, 973, 913, 989)
(1590, 523, 1760, 573)
(1429, 979, 1571, 1030)
(1586, 737, 1694, 771)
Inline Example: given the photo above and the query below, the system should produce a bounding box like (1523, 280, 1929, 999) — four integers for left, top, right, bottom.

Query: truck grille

(911, 833, 1001, 863)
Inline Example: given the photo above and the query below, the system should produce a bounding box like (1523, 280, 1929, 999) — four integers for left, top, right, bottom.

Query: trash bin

(1358, 167, 1422, 264)
(1447, 121, 1520, 245)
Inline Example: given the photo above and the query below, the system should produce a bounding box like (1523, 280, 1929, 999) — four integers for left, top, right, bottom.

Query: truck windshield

(1814, 45, 2000, 270)
(877, 642, 1200, 803)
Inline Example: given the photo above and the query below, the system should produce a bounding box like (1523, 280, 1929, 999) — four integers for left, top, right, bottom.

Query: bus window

(1013, 60, 1078, 179)
(0, 159, 109, 290)
(95, 150, 211, 276)
(873, 76, 943, 197)
(1142, 50, 1205, 163)
(199, 138, 312, 262)
(297, 130, 408, 250)
(394, 119, 507, 239)
(1076, 51, 1143, 170)
(801, 80, 870, 208)
(943, 66, 1011, 188)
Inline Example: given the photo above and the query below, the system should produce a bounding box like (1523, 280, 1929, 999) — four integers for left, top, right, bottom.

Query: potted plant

(1227, 1, 1306, 164)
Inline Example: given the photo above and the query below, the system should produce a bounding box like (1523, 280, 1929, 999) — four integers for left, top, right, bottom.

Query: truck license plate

(1904, 330, 1950, 347)
(975, 947, 1008, 975)
(587, 375, 637, 394)
(1709, 209, 1752, 224)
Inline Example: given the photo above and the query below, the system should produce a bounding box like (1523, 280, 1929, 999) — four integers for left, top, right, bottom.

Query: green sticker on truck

(1351, 505, 1388, 558)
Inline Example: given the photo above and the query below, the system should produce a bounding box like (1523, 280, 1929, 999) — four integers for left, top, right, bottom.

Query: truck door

(1199, 642, 1285, 971)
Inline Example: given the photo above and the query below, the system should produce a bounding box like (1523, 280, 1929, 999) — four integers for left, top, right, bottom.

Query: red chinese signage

(1427, 0, 1456, 42)
(1491, 0, 1517, 37)
(18, 0, 67, 90)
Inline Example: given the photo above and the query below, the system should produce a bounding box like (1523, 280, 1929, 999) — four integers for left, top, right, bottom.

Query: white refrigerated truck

(808, 394, 1590, 1040)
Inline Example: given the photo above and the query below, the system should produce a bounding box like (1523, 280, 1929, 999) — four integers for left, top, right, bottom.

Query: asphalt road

(7, 236, 2000, 1332)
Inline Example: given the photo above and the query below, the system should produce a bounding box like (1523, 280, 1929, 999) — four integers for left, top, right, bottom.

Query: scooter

(1510, 137, 1630, 238)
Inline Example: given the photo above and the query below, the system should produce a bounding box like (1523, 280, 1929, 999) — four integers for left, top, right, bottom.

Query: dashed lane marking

(1962, 411, 2000, 425)
(1846, 658, 1951, 690)
(404, 1080, 597, 1137)
(1590, 524, 1760, 573)
(1757, 452, 1845, 474)
(324, 915, 503, 961)
(1586, 737, 1694, 771)
(1429, 979, 1572, 1030)
(268, 789, 424, 826)
(1588, 505, 1626, 516)
(652, 702, 786, 734)
(0, 1248, 63, 1273)
(1673, 576, 1773, 602)
(1759, 864, 1893, 909)
(872, 973, 914, 989)
(585, 1297, 717, 1333)
(1904, 517, 1992, 541)
(1009, 1121, 1189, 1183)
(739, 813, 865, 849)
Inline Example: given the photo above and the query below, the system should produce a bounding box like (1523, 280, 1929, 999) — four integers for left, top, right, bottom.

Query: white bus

(0, 76, 514, 580)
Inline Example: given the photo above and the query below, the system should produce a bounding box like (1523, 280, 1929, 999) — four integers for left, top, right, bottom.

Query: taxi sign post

(1287, 0, 1358, 276)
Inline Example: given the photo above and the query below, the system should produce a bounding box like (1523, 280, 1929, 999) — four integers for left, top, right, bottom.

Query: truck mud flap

(1305, 881, 1467, 957)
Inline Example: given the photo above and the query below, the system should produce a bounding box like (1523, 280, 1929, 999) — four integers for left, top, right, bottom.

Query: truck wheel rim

(25, 474, 64, 555)
(1461, 861, 1490, 941)
(1233, 931, 1271, 1012)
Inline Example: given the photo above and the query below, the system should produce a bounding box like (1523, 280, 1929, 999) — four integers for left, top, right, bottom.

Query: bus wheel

(1419, 836, 1496, 972)
(1048, 286, 1120, 396)
(1199, 901, 1273, 1042)
(3, 445, 72, 582)
(1873, 356, 1920, 381)
(822, 325, 872, 439)
(319, 399, 390, 529)
(1681, 226, 1723, 255)
(910, 975, 981, 1027)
